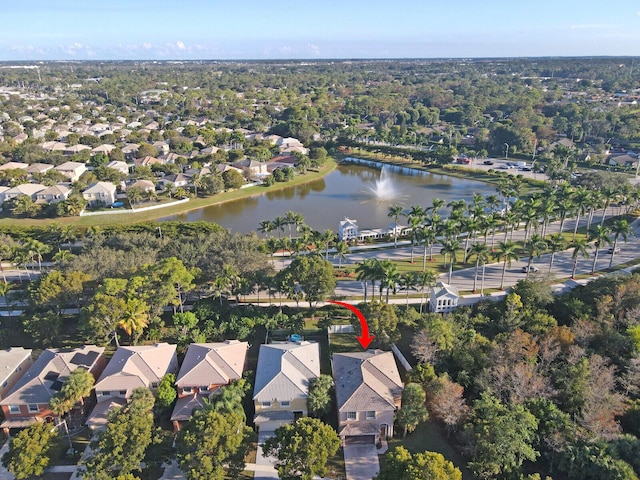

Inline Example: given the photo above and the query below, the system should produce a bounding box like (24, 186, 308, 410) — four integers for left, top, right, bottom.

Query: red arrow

(328, 300, 375, 350)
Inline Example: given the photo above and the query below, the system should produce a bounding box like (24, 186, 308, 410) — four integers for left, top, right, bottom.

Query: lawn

(382, 420, 473, 479)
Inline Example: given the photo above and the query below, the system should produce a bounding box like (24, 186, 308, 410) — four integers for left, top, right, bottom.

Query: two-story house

(54, 161, 87, 183)
(82, 181, 117, 207)
(332, 350, 403, 445)
(0, 345, 106, 435)
(0, 348, 33, 400)
(252, 341, 320, 432)
(171, 340, 248, 430)
(88, 343, 178, 430)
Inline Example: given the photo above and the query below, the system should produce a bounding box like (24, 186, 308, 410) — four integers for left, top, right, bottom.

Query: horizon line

(1, 55, 640, 64)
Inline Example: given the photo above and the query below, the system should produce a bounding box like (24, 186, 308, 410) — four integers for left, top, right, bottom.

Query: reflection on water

(159, 160, 497, 233)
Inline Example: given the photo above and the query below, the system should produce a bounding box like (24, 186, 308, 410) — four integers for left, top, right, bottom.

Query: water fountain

(364, 165, 399, 201)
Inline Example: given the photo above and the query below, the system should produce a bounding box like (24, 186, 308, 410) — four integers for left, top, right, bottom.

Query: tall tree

(378, 446, 462, 480)
(2, 422, 58, 480)
(396, 383, 429, 437)
(388, 204, 405, 248)
(308, 374, 334, 418)
(81, 388, 155, 479)
(49, 367, 95, 416)
(470, 242, 490, 294)
(609, 218, 633, 269)
(588, 225, 611, 274)
(263, 417, 340, 480)
(494, 241, 519, 290)
(570, 238, 590, 279)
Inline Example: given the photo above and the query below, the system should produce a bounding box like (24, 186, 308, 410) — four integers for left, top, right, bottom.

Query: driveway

(255, 431, 279, 480)
(344, 443, 380, 480)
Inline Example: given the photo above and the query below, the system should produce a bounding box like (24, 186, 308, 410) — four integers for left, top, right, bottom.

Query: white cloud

(143, 42, 152, 49)
(176, 40, 186, 50)
(307, 43, 321, 56)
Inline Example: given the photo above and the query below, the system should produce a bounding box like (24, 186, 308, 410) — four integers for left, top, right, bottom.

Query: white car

(522, 265, 539, 273)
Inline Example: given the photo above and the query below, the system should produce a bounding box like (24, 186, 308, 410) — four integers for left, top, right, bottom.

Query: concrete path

(343, 443, 380, 480)
(255, 431, 279, 480)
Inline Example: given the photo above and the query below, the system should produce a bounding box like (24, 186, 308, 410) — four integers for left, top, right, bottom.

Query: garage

(344, 435, 375, 445)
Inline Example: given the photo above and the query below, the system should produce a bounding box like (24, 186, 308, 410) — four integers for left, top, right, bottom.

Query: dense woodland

(1, 58, 640, 479)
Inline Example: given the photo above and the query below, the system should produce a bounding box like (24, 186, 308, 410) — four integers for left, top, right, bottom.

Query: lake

(160, 159, 498, 234)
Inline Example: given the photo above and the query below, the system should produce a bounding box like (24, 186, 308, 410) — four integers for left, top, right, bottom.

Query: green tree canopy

(263, 417, 340, 480)
(49, 367, 95, 416)
(2, 422, 58, 479)
(377, 446, 462, 480)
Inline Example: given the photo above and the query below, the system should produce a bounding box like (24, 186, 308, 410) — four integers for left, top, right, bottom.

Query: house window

(151, 382, 159, 388)
(182, 387, 193, 394)
(366, 411, 376, 419)
(28, 404, 39, 413)
(119, 390, 126, 395)
(2, 381, 7, 388)
(261, 401, 271, 408)
(347, 411, 356, 420)
(199, 386, 209, 393)
(280, 400, 290, 407)
(100, 391, 110, 396)
(9, 405, 19, 414)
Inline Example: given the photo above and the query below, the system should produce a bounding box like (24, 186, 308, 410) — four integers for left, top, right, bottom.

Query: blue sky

(2, 0, 640, 60)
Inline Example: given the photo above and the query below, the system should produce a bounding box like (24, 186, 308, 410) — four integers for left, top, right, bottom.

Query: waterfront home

(253, 341, 320, 432)
(171, 340, 248, 430)
(338, 217, 359, 241)
(0, 346, 106, 434)
(332, 350, 403, 444)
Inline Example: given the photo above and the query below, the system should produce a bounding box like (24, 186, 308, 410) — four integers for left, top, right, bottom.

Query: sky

(2, 0, 640, 61)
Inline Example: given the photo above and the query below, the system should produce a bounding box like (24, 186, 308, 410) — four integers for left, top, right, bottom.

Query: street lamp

(504, 143, 510, 160)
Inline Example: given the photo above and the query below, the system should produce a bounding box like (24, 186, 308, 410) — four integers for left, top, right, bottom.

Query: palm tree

(524, 234, 547, 277)
(588, 225, 611, 274)
(418, 226, 438, 272)
(609, 218, 633, 269)
(405, 205, 426, 263)
(387, 204, 404, 248)
(440, 239, 460, 284)
(22, 238, 51, 271)
(570, 238, 590, 279)
(258, 220, 275, 238)
(380, 260, 400, 303)
(333, 241, 350, 269)
(417, 270, 437, 313)
(469, 243, 490, 294)
(285, 210, 305, 240)
(272, 216, 286, 239)
(494, 241, 519, 290)
(355, 259, 377, 303)
(546, 233, 568, 274)
(600, 186, 619, 227)
(118, 298, 150, 345)
(428, 197, 445, 220)
(398, 272, 419, 306)
(571, 187, 591, 241)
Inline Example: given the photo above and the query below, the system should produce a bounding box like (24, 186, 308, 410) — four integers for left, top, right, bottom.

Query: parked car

(522, 265, 539, 273)
(483, 160, 494, 165)
(608, 247, 620, 254)
(521, 167, 532, 171)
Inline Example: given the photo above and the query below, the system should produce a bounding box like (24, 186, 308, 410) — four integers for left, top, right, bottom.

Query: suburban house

(35, 185, 72, 204)
(430, 281, 459, 313)
(0, 162, 29, 172)
(63, 144, 91, 156)
(0, 345, 106, 434)
(159, 173, 190, 190)
(1, 184, 47, 204)
(134, 156, 162, 167)
(0, 348, 33, 400)
(106, 160, 130, 175)
(128, 179, 156, 193)
(171, 340, 248, 430)
(82, 181, 117, 207)
(338, 217, 359, 241)
(93, 343, 178, 400)
(54, 161, 87, 182)
(608, 153, 639, 168)
(88, 343, 178, 430)
(332, 350, 403, 444)
(91, 144, 116, 156)
(232, 159, 268, 177)
(26, 163, 54, 175)
(252, 341, 320, 432)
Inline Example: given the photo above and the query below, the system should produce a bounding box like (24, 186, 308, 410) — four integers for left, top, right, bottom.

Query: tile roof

(94, 343, 177, 393)
(175, 341, 248, 388)
(332, 350, 403, 412)
(0, 346, 105, 406)
(253, 342, 320, 402)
